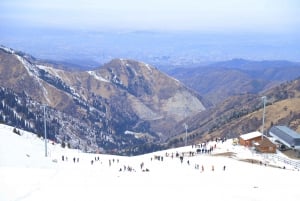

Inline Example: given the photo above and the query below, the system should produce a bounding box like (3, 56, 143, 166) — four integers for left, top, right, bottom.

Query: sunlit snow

(37, 65, 64, 80)
(1, 124, 300, 201)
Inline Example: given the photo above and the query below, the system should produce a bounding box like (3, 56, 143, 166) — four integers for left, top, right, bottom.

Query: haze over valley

(1, 0, 300, 70)
(1, 27, 300, 70)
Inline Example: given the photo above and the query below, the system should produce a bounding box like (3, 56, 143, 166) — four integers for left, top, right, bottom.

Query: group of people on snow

(58, 138, 229, 174)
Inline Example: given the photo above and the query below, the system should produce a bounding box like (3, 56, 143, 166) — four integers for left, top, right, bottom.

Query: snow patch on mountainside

(144, 63, 153, 72)
(15, 55, 39, 77)
(87, 71, 110, 82)
(15, 55, 51, 103)
(37, 65, 64, 80)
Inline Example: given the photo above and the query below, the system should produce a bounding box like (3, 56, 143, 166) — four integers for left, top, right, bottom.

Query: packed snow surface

(1, 124, 300, 201)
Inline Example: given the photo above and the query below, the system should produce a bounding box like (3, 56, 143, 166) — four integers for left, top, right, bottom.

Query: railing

(261, 153, 300, 170)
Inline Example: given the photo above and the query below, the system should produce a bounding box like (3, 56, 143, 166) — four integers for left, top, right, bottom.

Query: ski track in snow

(0, 124, 300, 201)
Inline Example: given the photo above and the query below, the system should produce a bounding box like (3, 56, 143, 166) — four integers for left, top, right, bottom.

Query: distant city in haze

(1, 0, 300, 69)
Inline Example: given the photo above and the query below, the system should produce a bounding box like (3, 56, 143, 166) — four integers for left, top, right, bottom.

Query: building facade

(254, 137, 277, 153)
(239, 131, 262, 147)
(269, 126, 300, 150)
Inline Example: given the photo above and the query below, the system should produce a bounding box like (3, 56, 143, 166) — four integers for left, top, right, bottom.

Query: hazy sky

(1, 0, 299, 33)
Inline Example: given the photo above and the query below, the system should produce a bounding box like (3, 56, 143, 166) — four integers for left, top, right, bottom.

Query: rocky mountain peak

(0, 45, 207, 154)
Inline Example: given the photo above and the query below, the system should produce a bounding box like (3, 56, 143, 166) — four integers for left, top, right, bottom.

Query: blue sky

(1, 0, 299, 33)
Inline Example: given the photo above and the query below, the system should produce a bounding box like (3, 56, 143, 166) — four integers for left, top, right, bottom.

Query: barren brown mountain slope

(167, 77, 300, 146)
(0, 46, 207, 154)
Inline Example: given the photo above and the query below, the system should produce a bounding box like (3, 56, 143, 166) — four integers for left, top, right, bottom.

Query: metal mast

(183, 123, 188, 146)
(43, 105, 47, 157)
(261, 96, 266, 140)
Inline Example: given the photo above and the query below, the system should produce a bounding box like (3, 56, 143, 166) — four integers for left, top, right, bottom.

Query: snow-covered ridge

(144, 63, 153, 72)
(37, 64, 64, 80)
(87, 71, 110, 82)
(37, 65, 82, 99)
(0, 45, 15, 54)
(15, 55, 40, 77)
(15, 54, 83, 102)
(14, 54, 51, 103)
(126, 63, 138, 75)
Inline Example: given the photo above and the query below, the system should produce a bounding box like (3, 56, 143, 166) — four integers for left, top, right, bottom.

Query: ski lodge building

(269, 126, 300, 150)
(239, 131, 276, 153)
(239, 131, 262, 147)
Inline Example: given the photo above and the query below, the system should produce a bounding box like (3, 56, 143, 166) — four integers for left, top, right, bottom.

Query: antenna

(43, 105, 48, 157)
(183, 123, 188, 146)
(183, 105, 188, 147)
(261, 96, 266, 140)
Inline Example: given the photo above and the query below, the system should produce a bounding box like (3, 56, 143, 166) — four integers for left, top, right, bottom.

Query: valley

(0, 45, 300, 155)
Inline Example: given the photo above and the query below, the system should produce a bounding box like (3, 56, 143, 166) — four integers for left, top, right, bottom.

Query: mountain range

(167, 76, 300, 147)
(1, 45, 300, 154)
(0, 45, 206, 154)
(168, 58, 300, 105)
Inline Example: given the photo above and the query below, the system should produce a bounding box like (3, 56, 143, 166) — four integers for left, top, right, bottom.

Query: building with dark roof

(269, 126, 300, 149)
(254, 137, 277, 153)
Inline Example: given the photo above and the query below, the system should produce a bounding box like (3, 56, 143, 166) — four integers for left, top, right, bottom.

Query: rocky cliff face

(0, 46, 206, 154)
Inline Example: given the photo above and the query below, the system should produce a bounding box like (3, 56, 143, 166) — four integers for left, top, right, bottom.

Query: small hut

(239, 131, 262, 147)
